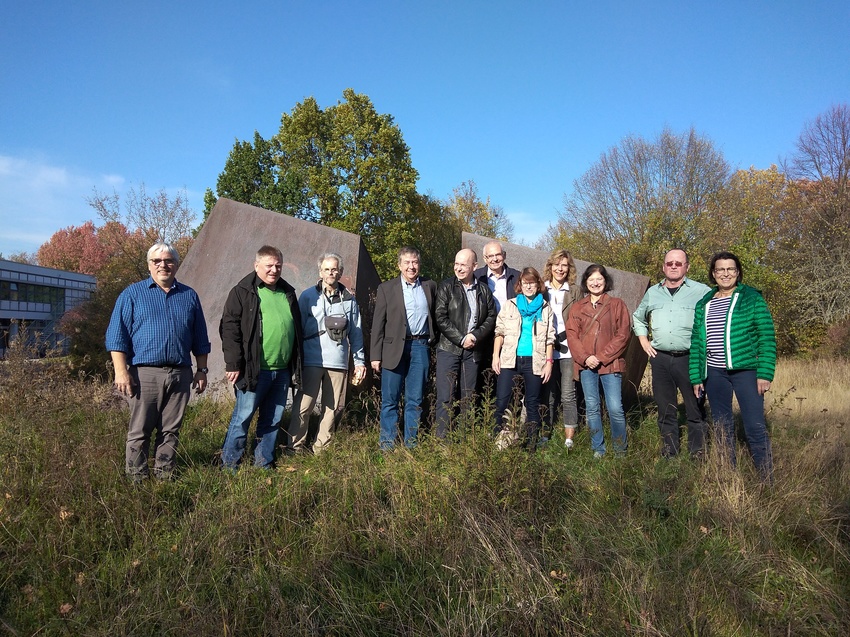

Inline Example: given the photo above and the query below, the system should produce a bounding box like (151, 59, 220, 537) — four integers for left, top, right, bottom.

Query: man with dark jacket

(371, 246, 436, 450)
(434, 248, 496, 437)
(220, 245, 303, 469)
(473, 240, 521, 397)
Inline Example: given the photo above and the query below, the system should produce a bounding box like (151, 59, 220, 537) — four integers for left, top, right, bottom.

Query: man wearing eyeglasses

(632, 249, 710, 458)
(474, 241, 521, 314)
(473, 241, 521, 400)
(106, 243, 211, 482)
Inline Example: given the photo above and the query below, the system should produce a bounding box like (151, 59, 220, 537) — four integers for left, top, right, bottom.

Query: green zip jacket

(689, 283, 777, 384)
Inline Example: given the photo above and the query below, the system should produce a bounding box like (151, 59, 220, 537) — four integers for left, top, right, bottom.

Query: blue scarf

(516, 293, 543, 320)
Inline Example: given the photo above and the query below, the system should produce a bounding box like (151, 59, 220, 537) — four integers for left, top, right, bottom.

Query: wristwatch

(197, 367, 209, 374)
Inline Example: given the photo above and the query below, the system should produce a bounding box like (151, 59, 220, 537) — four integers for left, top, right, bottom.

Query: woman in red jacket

(566, 265, 631, 456)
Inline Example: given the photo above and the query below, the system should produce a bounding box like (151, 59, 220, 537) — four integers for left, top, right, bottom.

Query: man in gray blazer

(371, 246, 437, 449)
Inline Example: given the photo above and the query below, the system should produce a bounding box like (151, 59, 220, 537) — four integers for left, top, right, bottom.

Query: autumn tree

(787, 104, 850, 352)
(37, 220, 112, 275)
(45, 185, 198, 374)
(545, 127, 730, 276)
(445, 179, 514, 241)
(708, 167, 809, 352)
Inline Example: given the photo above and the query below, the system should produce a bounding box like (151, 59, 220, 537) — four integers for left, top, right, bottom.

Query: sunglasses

(665, 261, 685, 267)
(150, 259, 176, 266)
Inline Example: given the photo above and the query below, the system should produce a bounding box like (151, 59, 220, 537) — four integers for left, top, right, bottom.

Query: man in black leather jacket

(434, 248, 497, 438)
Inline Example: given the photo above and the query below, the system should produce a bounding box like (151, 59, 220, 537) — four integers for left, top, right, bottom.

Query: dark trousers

(435, 348, 479, 438)
(494, 356, 543, 449)
(651, 351, 706, 457)
(705, 366, 773, 480)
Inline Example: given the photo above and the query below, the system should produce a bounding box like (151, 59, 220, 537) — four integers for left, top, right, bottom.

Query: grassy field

(1, 348, 848, 636)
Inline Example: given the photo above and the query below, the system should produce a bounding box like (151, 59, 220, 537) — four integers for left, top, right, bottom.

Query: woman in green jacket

(689, 251, 776, 479)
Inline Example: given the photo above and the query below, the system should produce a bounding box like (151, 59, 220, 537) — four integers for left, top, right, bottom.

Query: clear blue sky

(2, 0, 849, 257)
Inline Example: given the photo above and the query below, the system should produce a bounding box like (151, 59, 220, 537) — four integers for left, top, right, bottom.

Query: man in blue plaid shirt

(106, 242, 211, 482)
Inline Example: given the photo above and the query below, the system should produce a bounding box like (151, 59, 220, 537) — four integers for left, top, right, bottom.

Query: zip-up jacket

(220, 272, 303, 392)
(435, 277, 497, 362)
(299, 282, 365, 370)
(494, 297, 555, 375)
(565, 293, 631, 380)
(689, 283, 776, 384)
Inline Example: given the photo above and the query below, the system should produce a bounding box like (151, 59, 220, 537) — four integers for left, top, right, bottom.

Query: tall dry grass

(1, 341, 848, 636)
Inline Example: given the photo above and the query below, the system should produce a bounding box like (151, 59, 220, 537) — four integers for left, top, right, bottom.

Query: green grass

(1, 351, 848, 636)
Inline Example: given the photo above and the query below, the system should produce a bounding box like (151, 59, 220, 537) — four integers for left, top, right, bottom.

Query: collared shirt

(106, 277, 211, 367)
(402, 275, 429, 336)
(545, 280, 571, 359)
(462, 279, 479, 333)
(486, 269, 509, 312)
(632, 277, 711, 352)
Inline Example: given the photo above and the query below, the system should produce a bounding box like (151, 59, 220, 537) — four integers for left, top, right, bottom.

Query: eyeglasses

(713, 267, 738, 275)
(484, 253, 505, 261)
(665, 261, 685, 267)
(150, 259, 176, 266)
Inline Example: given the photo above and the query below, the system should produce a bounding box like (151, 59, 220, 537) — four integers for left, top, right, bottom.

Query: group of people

(105, 241, 776, 481)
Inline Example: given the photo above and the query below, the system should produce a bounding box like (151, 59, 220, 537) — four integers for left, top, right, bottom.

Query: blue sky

(2, 0, 849, 258)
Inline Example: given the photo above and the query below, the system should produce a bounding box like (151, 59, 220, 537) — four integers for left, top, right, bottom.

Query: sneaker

(564, 438, 573, 449)
(593, 451, 604, 459)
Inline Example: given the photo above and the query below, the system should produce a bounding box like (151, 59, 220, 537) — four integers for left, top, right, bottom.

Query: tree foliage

(37, 220, 113, 275)
(547, 127, 730, 277)
(787, 104, 850, 340)
(445, 179, 514, 241)
(203, 131, 306, 221)
(40, 185, 198, 374)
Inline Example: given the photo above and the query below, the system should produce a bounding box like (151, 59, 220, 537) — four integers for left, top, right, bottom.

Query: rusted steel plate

(179, 198, 381, 398)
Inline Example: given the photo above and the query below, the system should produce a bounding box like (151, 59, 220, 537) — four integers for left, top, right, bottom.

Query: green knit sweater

(689, 283, 777, 384)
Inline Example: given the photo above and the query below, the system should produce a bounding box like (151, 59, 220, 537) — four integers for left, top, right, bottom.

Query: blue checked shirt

(105, 278, 211, 367)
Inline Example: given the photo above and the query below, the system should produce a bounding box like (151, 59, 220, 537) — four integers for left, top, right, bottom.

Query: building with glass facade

(0, 260, 96, 357)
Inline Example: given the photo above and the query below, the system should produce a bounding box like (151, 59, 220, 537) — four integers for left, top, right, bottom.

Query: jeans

(541, 357, 577, 433)
(494, 356, 543, 449)
(434, 348, 479, 438)
(222, 368, 291, 469)
(580, 369, 627, 455)
(380, 339, 429, 449)
(650, 352, 706, 457)
(705, 366, 773, 479)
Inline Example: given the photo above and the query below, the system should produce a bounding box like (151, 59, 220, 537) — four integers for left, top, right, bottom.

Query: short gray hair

(147, 243, 180, 264)
(318, 252, 344, 274)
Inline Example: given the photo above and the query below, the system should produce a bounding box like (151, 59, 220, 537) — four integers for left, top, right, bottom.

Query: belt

(656, 349, 688, 357)
(405, 334, 430, 341)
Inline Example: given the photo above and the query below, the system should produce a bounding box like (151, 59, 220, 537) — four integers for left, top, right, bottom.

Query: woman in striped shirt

(689, 251, 777, 480)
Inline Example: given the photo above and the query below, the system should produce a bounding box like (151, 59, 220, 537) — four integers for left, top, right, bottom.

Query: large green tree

(207, 89, 420, 278)
(276, 89, 419, 277)
(204, 131, 306, 221)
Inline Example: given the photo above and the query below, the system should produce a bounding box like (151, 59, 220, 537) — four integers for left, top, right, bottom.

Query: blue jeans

(493, 356, 543, 449)
(580, 369, 627, 455)
(380, 339, 429, 449)
(222, 368, 291, 469)
(705, 366, 773, 479)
